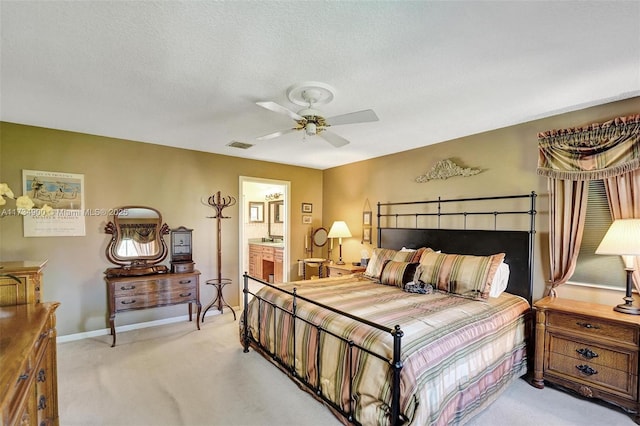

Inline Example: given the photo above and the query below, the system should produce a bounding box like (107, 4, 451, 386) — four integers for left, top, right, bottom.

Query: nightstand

(327, 263, 366, 278)
(533, 296, 640, 422)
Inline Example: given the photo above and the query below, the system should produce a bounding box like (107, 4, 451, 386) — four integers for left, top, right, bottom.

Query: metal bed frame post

(391, 325, 404, 426)
(243, 272, 250, 353)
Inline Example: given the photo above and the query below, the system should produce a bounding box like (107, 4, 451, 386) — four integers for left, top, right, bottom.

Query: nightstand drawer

(547, 311, 638, 345)
(549, 334, 634, 372)
(547, 351, 636, 398)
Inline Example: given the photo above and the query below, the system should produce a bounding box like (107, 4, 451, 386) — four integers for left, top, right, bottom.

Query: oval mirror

(104, 206, 169, 276)
(313, 227, 328, 247)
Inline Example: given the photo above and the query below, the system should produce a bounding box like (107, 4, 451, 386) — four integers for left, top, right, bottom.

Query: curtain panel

(538, 114, 640, 180)
(537, 114, 640, 295)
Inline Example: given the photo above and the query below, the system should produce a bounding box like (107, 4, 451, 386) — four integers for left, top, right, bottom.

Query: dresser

(0, 260, 47, 306)
(105, 271, 201, 347)
(326, 263, 366, 278)
(0, 302, 60, 426)
(533, 296, 640, 422)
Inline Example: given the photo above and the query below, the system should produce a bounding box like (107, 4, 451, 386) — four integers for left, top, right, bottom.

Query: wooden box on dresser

(533, 296, 640, 423)
(0, 302, 60, 426)
(0, 261, 47, 306)
(106, 271, 201, 347)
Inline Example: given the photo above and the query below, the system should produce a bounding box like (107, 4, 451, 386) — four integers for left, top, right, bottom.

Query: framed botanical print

(301, 202, 312, 213)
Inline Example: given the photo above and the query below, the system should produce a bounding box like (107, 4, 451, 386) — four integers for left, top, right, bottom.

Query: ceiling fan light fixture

(305, 122, 317, 136)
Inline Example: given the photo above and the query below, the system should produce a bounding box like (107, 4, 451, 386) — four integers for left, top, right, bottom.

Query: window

(569, 179, 626, 289)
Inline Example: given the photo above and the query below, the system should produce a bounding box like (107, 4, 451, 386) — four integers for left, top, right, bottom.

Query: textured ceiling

(1, 1, 639, 169)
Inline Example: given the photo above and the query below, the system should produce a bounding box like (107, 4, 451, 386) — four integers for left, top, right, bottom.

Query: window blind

(570, 179, 626, 289)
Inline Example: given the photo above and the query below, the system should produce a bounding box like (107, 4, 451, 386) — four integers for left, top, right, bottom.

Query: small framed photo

(301, 203, 313, 213)
(363, 227, 372, 243)
(363, 211, 372, 226)
(302, 215, 312, 224)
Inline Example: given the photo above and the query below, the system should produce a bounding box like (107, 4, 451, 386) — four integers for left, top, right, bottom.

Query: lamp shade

(327, 221, 352, 239)
(596, 219, 640, 256)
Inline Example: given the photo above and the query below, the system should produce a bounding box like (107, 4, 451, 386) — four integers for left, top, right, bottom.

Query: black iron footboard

(242, 273, 404, 426)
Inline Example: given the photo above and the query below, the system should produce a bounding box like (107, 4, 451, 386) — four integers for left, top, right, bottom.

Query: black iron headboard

(377, 192, 536, 304)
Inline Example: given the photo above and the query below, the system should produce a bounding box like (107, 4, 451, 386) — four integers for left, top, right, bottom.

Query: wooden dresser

(0, 260, 47, 306)
(534, 296, 640, 422)
(105, 271, 201, 347)
(0, 302, 60, 426)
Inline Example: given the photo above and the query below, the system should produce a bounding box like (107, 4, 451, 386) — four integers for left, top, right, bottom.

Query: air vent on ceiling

(227, 141, 253, 149)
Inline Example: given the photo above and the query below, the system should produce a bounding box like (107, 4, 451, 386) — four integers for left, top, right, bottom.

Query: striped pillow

(380, 261, 419, 287)
(417, 251, 505, 299)
(363, 248, 398, 280)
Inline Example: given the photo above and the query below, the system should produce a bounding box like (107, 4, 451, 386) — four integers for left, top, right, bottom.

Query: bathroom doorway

(239, 176, 290, 303)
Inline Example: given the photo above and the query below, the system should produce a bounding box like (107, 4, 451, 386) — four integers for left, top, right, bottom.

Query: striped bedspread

(242, 275, 530, 425)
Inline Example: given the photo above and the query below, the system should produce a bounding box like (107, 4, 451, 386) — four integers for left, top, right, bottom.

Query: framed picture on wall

(363, 211, 372, 226)
(302, 203, 313, 213)
(302, 215, 312, 224)
(363, 227, 371, 243)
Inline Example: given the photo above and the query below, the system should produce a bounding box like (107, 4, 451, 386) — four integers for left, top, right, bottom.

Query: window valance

(537, 114, 640, 180)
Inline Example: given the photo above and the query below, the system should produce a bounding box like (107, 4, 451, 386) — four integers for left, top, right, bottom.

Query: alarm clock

(170, 226, 195, 273)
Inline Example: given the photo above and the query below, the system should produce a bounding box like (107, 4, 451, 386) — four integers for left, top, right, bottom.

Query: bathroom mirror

(104, 206, 170, 277)
(249, 201, 264, 223)
(268, 200, 284, 239)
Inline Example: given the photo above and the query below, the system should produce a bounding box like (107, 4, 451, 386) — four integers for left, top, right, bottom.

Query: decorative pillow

(363, 248, 398, 280)
(489, 262, 510, 298)
(400, 246, 433, 263)
(417, 251, 505, 299)
(448, 253, 505, 299)
(379, 260, 419, 287)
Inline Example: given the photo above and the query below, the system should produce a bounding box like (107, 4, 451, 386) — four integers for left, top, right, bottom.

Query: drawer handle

(38, 395, 46, 410)
(37, 369, 46, 382)
(17, 373, 29, 382)
(121, 300, 136, 305)
(576, 322, 600, 330)
(120, 285, 136, 290)
(576, 348, 599, 360)
(179, 280, 192, 284)
(576, 364, 598, 376)
(179, 292, 192, 297)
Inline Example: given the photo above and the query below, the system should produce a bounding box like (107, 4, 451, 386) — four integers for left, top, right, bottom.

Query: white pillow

(489, 262, 510, 297)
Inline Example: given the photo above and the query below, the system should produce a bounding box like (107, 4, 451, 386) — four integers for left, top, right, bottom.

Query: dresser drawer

(113, 276, 196, 297)
(547, 311, 638, 345)
(549, 334, 634, 372)
(115, 284, 197, 310)
(547, 350, 637, 398)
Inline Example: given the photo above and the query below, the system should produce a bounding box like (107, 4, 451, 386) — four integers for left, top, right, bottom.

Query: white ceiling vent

(227, 141, 253, 149)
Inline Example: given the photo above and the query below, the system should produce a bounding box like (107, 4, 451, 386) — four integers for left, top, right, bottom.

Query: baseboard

(57, 309, 225, 344)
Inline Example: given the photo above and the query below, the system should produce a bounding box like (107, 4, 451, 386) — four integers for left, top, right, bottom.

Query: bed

(240, 192, 537, 425)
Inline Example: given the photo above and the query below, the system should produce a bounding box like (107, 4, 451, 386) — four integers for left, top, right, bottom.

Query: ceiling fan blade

(326, 109, 379, 126)
(256, 101, 305, 121)
(319, 130, 350, 148)
(256, 128, 297, 141)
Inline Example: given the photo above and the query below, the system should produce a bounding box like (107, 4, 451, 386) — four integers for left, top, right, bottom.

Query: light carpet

(57, 312, 633, 425)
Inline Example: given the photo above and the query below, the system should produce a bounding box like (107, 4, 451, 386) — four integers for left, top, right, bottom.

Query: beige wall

(0, 123, 322, 335)
(323, 96, 640, 304)
(1, 96, 639, 336)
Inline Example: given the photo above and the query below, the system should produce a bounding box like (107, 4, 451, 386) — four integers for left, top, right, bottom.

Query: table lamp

(328, 221, 352, 265)
(596, 219, 640, 315)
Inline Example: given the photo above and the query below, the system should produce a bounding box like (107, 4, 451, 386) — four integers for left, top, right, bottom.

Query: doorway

(239, 176, 290, 303)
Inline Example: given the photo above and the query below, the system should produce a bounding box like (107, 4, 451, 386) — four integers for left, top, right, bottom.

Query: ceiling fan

(256, 82, 379, 148)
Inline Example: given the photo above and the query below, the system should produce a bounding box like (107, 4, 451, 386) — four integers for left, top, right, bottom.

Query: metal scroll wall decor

(415, 158, 481, 183)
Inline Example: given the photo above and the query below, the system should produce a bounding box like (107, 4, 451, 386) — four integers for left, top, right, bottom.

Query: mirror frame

(248, 201, 264, 223)
(268, 200, 284, 238)
(312, 227, 328, 247)
(104, 206, 170, 276)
